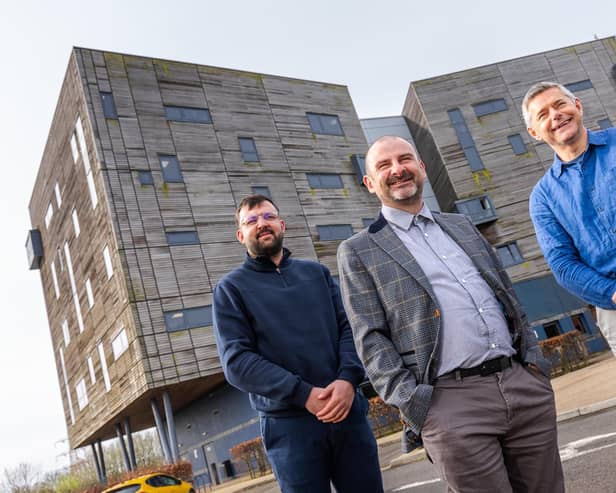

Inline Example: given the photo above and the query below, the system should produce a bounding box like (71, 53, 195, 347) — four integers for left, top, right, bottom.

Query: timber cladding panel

(30, 46, 377, 448)
(404, 37, 616, 284)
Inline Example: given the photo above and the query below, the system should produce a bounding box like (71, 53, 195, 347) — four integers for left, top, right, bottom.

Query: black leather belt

(446, 355, 513, 380)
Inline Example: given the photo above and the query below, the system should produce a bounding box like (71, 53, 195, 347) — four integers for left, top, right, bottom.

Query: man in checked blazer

(337, 136, 564, 492)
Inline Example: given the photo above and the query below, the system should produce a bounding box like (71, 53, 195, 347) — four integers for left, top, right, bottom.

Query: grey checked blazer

(337, 211, 549, 436)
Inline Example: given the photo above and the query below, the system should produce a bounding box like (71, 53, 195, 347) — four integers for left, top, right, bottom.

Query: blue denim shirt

(529, 128, 616, 309)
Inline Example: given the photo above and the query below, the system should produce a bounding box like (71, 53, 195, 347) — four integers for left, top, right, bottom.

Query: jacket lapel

(369, 221, 438, 302)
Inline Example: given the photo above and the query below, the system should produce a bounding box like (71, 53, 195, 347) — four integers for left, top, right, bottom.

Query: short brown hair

(235, 195, 279, 225)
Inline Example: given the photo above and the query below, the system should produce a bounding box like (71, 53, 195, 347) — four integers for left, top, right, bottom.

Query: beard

(247, 227, 284, 258)
(386, 172, 424, 202)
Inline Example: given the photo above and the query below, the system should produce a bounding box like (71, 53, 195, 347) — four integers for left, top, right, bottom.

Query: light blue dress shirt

(530, 128, 616, 309)
(381, 204, 515, 376)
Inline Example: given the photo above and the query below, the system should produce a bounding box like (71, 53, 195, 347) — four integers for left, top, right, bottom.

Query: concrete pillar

(151, 398, 172, 463)
(115, 423, 132, 472)
(123, 417, 137, 470)
(162, 390, 180, 462)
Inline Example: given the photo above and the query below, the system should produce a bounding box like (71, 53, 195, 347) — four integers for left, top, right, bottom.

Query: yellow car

(102, 473, 195, 493)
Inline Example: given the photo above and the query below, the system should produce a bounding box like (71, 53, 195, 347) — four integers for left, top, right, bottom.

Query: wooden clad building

(28, 47, 379, 474)
(403, 36, 616, 344)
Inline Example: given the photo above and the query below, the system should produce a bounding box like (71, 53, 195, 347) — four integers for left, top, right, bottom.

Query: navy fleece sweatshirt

(213, 249, 365, 417)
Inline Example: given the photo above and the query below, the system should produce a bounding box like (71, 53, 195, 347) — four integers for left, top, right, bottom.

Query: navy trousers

(260, 393, 383, 493)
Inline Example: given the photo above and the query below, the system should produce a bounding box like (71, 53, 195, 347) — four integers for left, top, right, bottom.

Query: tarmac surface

(209, 351, 616, 493)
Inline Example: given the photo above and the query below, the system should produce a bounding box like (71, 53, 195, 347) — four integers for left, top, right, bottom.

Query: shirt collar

(381, 203, 433, 231)
(553, 129, 608, 177)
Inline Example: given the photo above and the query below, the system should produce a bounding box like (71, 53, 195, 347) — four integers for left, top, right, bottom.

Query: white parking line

(392, 478, 441, 491)
(559, 432, 616, 461)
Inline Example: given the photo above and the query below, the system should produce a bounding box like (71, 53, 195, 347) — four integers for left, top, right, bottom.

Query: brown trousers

(421, 360, 564, 493)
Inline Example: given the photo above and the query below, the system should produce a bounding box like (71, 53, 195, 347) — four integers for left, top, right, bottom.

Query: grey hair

(522, 81, 576, 127)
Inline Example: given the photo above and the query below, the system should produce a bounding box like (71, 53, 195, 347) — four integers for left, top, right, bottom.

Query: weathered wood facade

(29, 48, 379, 450)
(403, 37, 616, 284)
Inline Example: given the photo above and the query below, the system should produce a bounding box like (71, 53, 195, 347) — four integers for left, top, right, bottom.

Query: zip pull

(276, 267, 281, 274)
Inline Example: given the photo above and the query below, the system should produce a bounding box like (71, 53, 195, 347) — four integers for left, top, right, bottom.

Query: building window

(472, 99, 507, 117)
(100, 92, 118, 118)
(251, 186, 271, 198)
(164, 106, 212, 124)
(317, 224, 354, 241)
(508, 134, 527, 155)
(62, 319, 70, 346)
(72, 209, 80, 237)
(59, 348, 75, 424)
(496, 242, 524, 267)
(598, 118, 612, 130)
(164, 305, 213, 332)
(50, 261, 60, 299)
(159, 154, 184, 183)
(75, 117, 98, 208)
(85, 278, 94, 309)
(87, 356, 96, 384)
(45, 203, 54, 229)
(112, 328, 129, 360)
(306, 173, 344, 189)
(138, 170, 154, 185)
(543, 321, 561, 338)
(166, 231, 200, 246)
(454, 195, 498, 225)
(103, 245, 113, 279)
(56, 247, 64, 271)
(64, 242, 84, 333)
(70, 134, 79, 163)
(98, 343, 111, 392)
(239, 137, 259, 162)
(306, 113, 344, 136)
(564, 80, 593, 93)
(76, 378, 88, 410)
(448, 109, 485, 172)
(54, 183, 62, 208)
(351, 154, 366, 185)
(572, 313, 589, 334)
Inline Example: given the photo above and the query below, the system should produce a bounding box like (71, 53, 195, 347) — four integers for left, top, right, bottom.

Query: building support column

(96, 439, 107, 484)
(91, 443, 103, 484)
(162, 390, 180, 462)
(115, 423, 132, 472)
(151, 398, 172, 463)
(123, 417, 137, 470)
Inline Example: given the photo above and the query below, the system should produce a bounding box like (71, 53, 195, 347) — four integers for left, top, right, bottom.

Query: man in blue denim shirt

(524, 81, 616, 356)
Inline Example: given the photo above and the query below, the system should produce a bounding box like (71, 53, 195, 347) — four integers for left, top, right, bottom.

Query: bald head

(365, 136, 419, 176)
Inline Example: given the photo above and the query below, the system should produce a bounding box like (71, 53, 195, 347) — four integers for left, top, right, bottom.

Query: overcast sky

(1, 0, 614, 475)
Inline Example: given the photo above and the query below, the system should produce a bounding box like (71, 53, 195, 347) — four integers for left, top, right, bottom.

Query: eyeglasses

(240, 212, 280, 226)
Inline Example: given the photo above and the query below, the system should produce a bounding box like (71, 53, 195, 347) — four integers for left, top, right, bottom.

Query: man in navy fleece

(213, 195, 383, 493)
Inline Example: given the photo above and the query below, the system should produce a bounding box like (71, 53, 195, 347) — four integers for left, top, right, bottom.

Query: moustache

(387, 172, 415, 186)
(257, 228, 275, 239)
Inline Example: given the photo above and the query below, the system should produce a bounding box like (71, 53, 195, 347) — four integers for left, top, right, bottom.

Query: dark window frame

(306, 112, 344, 136)
(166, 231, 200, 246)
(598, 118, 612, 130)
(159, 154, 184, 183)
(239, 137, 259, 162)
(317, 224, 354, 241)
(496, 242, 524, 267)
(564, 80, 593, 93)
(306, 173, 344, 189)
(454, 195, 498, 225)
(507, 134, 527, 155)
(138, 170, 154, 185)
(448, 109, 485, 171)
(251, 186, 271, 198)
(472, 98, 508, 117)
(100, 92, 118, 119)
(164, 105, 212, 124)
(164, 305, 213, 332)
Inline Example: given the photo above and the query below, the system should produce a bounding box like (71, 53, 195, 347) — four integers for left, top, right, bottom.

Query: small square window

(317, 224, 354, 241)
(306, 173, 344, 189)
(166, 231, 200, 246)
(508, 134, 526, 155)
(239, 137, 259, 162)
(251, 186, 271, 198)
(138, 170, 154, 185)
(100, 92, 118, 119)
(159, 155, 183, 183)
(497, 242, 524, 267)
(306, 113, 344, 136)
(472, 99, 508, 117)
(598, 118, 612, 130)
